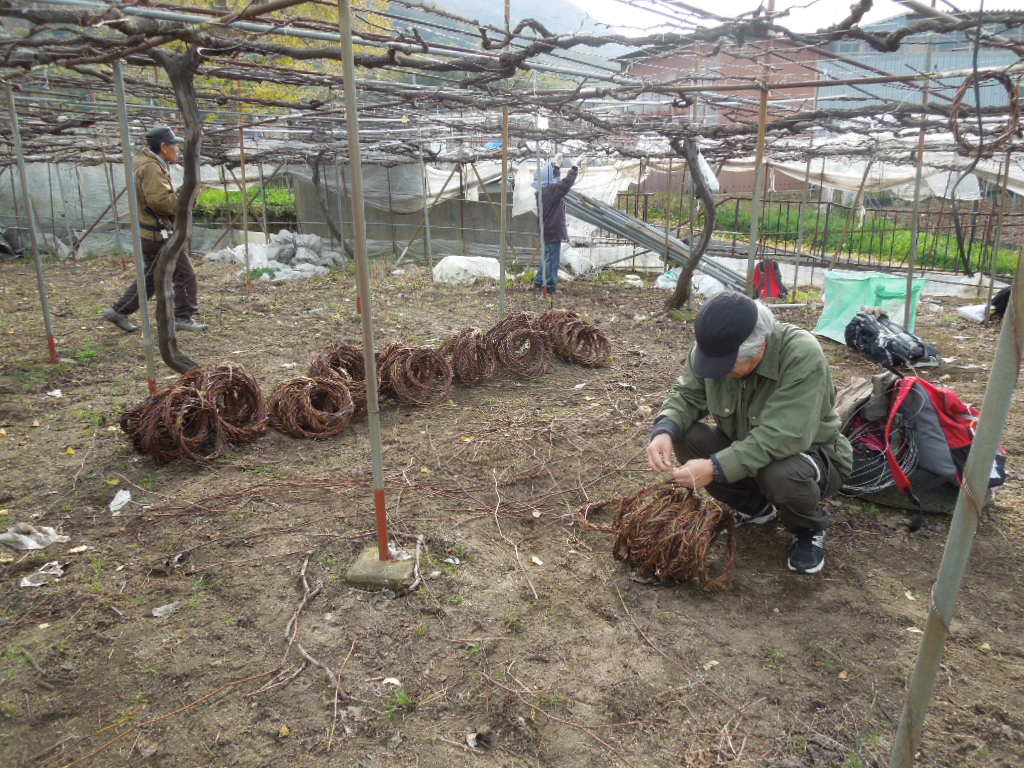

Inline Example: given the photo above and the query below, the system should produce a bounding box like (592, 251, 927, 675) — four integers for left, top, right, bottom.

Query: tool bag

(844, 375, 1007, 528)
(844, 309, 938, 370)
(884, 376, 1006, 505)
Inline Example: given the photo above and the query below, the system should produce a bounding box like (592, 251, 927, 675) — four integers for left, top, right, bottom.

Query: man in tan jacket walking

(103, 126, 206, 333)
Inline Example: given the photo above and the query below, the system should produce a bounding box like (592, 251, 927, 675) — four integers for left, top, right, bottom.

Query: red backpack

(753, 259, 787, 299)
(884, 377, 1007, 523)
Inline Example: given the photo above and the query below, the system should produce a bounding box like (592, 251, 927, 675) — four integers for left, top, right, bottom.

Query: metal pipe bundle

(564, 191, 746, 292)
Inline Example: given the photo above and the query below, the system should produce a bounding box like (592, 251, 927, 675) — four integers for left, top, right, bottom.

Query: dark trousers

(113, 238, 198, 319)
(673, 423, 841, 532)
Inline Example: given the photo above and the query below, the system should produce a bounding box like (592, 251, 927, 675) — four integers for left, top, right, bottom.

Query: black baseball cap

(692, 292, 758, 379)
(145, 126, 185, 145)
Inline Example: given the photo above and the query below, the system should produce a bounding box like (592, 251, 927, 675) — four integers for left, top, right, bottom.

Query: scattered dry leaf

(702, 660, 719, 671)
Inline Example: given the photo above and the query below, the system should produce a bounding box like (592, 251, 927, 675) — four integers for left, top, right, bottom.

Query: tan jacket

(135, 149, 177, 241)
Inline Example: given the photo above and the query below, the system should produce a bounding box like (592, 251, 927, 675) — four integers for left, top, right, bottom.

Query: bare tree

(665, 138, 716, 309)
(149, 46, 202, 372)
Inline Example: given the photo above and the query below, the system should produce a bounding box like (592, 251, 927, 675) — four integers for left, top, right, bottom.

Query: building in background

(819, 11, 1023, 110)
(616, 38, 819, 194)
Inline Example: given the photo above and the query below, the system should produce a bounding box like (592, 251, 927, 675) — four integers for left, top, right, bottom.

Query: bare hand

(672, 458, 714, 489)
(646, 433, 675, 473)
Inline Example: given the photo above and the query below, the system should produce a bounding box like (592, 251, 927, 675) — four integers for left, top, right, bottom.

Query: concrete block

(344, 545, 415, 591)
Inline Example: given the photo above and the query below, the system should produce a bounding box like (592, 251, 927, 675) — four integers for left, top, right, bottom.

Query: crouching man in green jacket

(647, 293, 852, 574)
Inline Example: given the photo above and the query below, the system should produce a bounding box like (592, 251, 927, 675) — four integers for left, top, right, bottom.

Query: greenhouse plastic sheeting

(813, 271, 927, 343)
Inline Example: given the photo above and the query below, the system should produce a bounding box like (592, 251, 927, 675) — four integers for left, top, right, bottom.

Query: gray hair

(735, 301, 776, 362)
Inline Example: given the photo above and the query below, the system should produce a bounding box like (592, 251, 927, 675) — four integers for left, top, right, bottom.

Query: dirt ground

(1, 252, 1022, 768)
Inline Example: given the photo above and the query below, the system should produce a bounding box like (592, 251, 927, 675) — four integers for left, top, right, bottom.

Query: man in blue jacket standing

(533, 159, 578, 296)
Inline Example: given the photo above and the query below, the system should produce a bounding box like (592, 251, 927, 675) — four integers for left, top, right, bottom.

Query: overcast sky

(566, 0, 1024, 35)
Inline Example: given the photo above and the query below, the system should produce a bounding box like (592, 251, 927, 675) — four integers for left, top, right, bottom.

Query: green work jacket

(657, 322, 853, 484)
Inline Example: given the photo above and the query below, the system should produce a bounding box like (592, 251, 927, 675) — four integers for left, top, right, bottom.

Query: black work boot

(103, 307, 138, 333)
(787, 528, 825, 574)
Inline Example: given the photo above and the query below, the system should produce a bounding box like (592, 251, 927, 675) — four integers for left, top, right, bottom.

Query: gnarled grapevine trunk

(149, 47, 202, 373)
(665, 137, 716, 310)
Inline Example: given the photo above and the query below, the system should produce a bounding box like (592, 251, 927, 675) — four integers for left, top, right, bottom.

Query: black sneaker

(734, 502, 777, 527)
(102, 307, 138, 333)
(787, 529, 825, 574)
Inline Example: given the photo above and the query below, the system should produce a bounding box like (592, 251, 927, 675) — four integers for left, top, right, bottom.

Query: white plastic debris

(388, 543, 412, 561)
(466, 730, 494, 750)
(67, 545, 93, 555)
(957, 304, 988, 323)
(432, 255, 501, 285)
(560, 246, 595, 276)
(654, 269, 679, 290)
(20, 561, 66, 587)
(0, 523, 70, 551)
(692, 274, 726, 298)
(622, 274, 644, 288)
(46, 389, 63, 398)
(152, 601, 183, 618)
(280, 363, 297, 369)
(109, 489, 131, 516)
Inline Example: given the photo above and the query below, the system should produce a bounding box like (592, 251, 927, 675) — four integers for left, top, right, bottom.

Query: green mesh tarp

(813, 272, 927, 343)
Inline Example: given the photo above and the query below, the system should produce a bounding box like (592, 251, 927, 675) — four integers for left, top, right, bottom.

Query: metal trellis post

(889, 253, 1023, 768)
(333, 160, 348, 259)
(239, 125, 251, 296)
(338, 0, 389, 562)
(905, 21, 934, 325)
(7, 85, 59, 364)
(113, 61, 158, 394)
(746, 84, 770, 296)
(257, 162, 270, 244)
(497, 0, 511, 316)
(418, 133, 433, 265)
